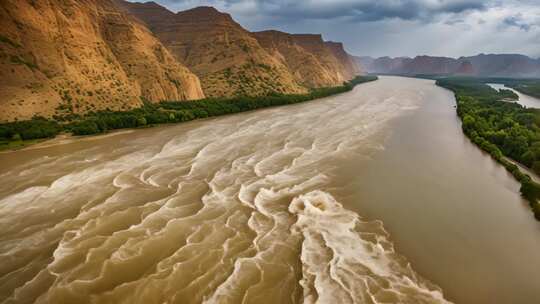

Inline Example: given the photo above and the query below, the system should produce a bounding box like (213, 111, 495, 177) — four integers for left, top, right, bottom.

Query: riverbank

(485, 78, 540, 99)
(0, 76, 378, 152)
(436, 78, 540, 220)
(342, 76, 540, 304)
(0, 75, 453, 304)
(4, 76, 540, 304)
(0, 130, 140, 154)
(487, 83, 540, 109)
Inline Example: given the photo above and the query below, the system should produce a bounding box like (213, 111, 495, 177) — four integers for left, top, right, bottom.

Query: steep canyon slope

(0, 0, 361, 122)
(0, 0, 204, 122)
(117, 1, 361, 97)
(116, 2, 306, 97)
(253, 30, 359, 88)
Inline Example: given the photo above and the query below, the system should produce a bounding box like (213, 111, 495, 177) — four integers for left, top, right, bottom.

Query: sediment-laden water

(487, 83, 540, 108)
(2, 77, 540, 304)
(0, 77, 449, 303)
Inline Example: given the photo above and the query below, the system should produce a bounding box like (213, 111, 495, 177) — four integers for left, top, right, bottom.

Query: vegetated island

(0, 76, 377, 151)
(437, 77, 540, 220)
(480, 78, 540, 99)
(442, 77, 540, 99)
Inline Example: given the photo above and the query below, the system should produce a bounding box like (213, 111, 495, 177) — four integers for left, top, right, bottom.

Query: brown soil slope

(117, 2, 306, 97)
(324, 41, 362, 79)
(0, 0, 204, 122)
(253, 30, 344, 88)
(291, 34, 359, 84)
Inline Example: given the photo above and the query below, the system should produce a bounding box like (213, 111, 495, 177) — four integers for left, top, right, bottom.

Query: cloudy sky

(137, 0, 540, 58)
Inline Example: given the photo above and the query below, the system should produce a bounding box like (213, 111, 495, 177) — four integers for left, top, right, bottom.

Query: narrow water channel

(488, 83, 540, 108)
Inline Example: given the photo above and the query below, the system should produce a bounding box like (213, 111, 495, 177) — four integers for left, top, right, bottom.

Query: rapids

(1, 76, 465, 303)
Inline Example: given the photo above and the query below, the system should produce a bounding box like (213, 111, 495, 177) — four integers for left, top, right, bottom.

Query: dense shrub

(0, 117, 60, 140)
(0, 76, 378, 144)
(437, 77, 540, 220)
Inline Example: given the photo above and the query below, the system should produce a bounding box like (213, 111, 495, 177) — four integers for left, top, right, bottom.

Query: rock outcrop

(357, 56, 412, 74)
(1, 0, 363, 122)
(290, 34, 358, 84)
(455, 60, 475, 75)
(324, 41, 361, 79)
(117, 2, 306, 97)
(0, 0, 204, 122)
(253, 31, 346, 88)
(400, 56, 463, 75)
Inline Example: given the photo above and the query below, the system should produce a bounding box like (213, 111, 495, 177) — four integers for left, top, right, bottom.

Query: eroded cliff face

(252, 30, 343, 88)
(400, 56, 463, 75)
(118, 2, 306, 97)
(324, 41, 361, 80)
(0, 0, 363, 122)
(455, 61, 475, 76)
(290, 34, 360, 84)
(0, 0, 204, 122)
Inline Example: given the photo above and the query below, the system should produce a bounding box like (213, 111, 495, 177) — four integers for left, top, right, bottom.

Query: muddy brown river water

(1, 76, 539, 304)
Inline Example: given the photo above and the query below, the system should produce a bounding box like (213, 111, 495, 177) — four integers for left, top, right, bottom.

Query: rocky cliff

(358, 56, 412, 74)
(324, 41, 361, 79)
(252, 30, 345, 88)
(290, 34, 358, 84)
(400, 56, 464, 75)
(117, 2, 306, 97)
(0, 0, 204, 122)
(0, 0, 363, 122)
(455, 60, 475, 75)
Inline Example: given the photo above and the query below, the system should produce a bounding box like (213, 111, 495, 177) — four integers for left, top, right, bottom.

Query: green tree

(137, 117, 147, 126)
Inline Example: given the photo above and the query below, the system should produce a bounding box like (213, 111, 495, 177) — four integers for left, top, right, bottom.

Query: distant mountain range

(356, 54, 540, 78)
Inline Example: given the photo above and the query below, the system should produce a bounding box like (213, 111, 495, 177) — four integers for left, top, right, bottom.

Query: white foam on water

(0, 79, 452, 304)
(289, 191, 450, 304)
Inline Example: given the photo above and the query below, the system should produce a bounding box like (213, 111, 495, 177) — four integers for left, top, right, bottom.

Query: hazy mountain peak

(357, 53, 540, 77)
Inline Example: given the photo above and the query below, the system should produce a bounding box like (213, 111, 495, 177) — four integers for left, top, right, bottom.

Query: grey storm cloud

(502, 15, 534, 31)
(135, 0, 540, 58)
(266, 0, 486, 21)
(158, 0, 489, 21)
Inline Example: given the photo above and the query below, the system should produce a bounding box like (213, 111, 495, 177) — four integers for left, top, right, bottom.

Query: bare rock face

(0, 0, 204, 122)
(400, 56, 461, 75)
(118, 2, 306, 97)
(290, 34, 359, 84)
(324, 41, 362, 79)
(368, 57, 412, 74)
(455, 60, 475, 76)
(1, 0, 363, 122)
(252, 30, 343, 88)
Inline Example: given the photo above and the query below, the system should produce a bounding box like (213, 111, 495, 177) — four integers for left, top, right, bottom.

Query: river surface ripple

(3, 76, 537, 304)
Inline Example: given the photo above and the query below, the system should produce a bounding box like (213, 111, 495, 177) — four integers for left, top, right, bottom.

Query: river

(1, 76, 539, 304)
(487, 83, 540, 108)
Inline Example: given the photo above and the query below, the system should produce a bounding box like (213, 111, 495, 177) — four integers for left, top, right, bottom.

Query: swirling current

(0, 77, 451, 303)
